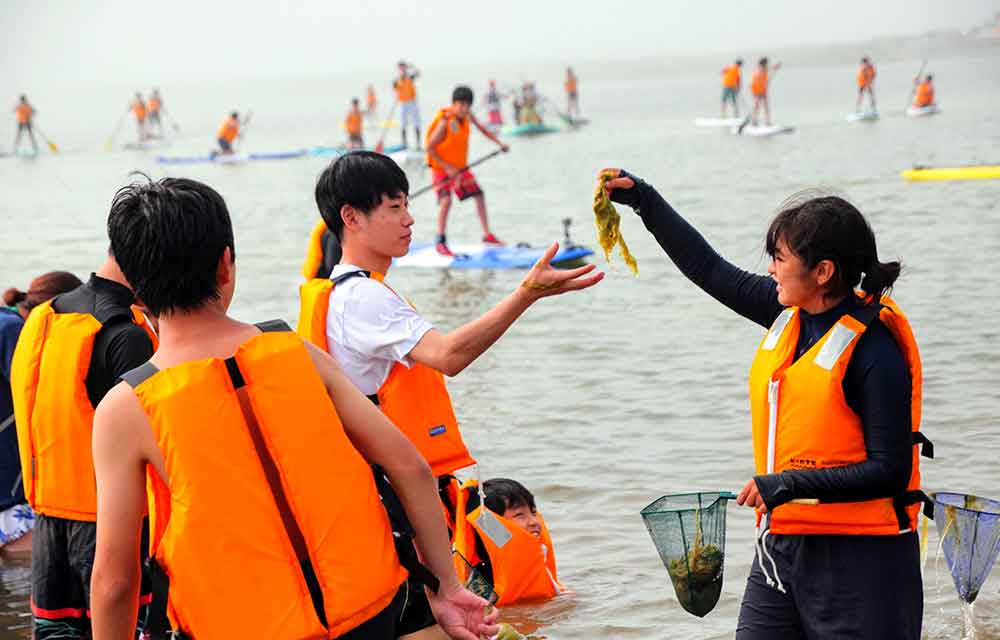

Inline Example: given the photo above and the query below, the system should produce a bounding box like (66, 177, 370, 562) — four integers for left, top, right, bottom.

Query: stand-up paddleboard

(395, 242, 593, 269)
(695, 116, 746, 128)
(906, 105, 940, 117)
(734, 124, 795, 137)
(387, 149, 425, 166)
(309, 144, 405, 158)
(901, 165, 1000, 182)
(156, 149, 306, 165)
(556, 113, 590, 127)
(501, 123, 560, 137)
(847, 111, 879, 122)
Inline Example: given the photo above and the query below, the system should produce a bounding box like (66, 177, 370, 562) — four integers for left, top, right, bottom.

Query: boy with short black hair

(483, 478, 542, 538)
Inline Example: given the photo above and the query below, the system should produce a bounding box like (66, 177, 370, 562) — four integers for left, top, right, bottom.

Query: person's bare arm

(471, 114, 509, 150)
(409, 243, 602, 376)
(303, 342, 499, 639)
(425, 119, 454, 175)
(91, 384, 151, 640)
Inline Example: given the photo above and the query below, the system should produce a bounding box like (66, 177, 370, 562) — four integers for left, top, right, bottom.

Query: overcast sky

(2, 0, 996, 88)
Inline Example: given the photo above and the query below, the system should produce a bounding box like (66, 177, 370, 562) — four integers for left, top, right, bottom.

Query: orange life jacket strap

(225, 355, 329, 630)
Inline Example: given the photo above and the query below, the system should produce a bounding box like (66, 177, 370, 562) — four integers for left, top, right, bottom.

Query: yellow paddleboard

(901, 165, 1000, 182)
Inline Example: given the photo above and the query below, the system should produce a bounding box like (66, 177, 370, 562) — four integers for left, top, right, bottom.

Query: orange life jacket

(302, 220, 330, 280)
(132, 100, 147, 120)
(147, 96, 161, 113)
(15, 103, 32, 124)
(217, 117, 239, 143)
(749, 295, 931, 535)
(297, 272, 476, 476)
(857, 65, 875, 88)
(124, 329, 407, 638)
(722, 64, 741, 89)
(565, 75, 578, 94)
(345, 110, 363, 136)
(10, 300, 157, 521)
(425, 108, 470, 172)
(751, 69, 768, 96)
(366, 88, 377, 110)
(449, 479, 563, 606)
(914, 82, 934, 107)
(395, 76, 416, 102)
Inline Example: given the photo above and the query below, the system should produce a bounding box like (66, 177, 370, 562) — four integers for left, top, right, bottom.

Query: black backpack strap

(330, 269, 371, 286)
(120, 362, 160, 388)
(254, 319, 293, 333)
(371, 465, 440, 594)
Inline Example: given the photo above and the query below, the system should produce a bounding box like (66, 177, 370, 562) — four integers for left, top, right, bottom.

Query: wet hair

(483, 478, 536, 515)
(759, 57, 768, 66)
(19, 94, 26, 101)
(765, 191, 900, 301)
(230, 111, 239, 119)
(735, 58, 743, 66)
(926, 74, 933, 82)
(351, 97, 359, 105)
(861, 56, 870, 63)
(4, 271, 82, 313)
(107, 174, 235, 316)
(314, 151, 409, 241)
(452, 85, 474, 105)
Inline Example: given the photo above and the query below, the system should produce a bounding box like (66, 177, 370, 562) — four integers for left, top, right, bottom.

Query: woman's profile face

(768, 237, 819, 308)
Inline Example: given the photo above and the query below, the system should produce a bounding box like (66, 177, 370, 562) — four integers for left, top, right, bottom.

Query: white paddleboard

(695, 117, 746, 128)
(388, 149, 425, 166)
(847, 111, 879, 122)
(906, 105, 940, 118)
(734, 124, 795, 137)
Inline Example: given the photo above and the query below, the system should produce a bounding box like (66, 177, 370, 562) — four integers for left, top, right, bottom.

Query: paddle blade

(47, 141, 58, 153)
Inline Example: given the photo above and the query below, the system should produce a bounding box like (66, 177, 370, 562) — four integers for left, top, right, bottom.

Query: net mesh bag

(640, 492, 730, 617)
(932, 492, 1000, 604)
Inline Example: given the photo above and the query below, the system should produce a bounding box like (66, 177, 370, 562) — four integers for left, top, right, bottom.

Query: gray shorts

(722, 87, 738, 103)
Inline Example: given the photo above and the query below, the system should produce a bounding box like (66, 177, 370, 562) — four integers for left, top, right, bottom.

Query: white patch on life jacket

(813, 322, 859, 370)
(762, 309, 796, 351)
(476, 509, 512, 549)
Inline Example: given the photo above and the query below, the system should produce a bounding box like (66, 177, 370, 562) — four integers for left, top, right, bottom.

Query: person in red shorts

(425, 85, 509, 256)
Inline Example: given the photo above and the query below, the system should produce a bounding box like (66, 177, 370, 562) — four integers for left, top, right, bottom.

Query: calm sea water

(2, 39, 999, 639)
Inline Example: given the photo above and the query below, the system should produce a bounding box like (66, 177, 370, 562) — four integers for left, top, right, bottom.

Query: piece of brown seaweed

(593, 172, 639, 275)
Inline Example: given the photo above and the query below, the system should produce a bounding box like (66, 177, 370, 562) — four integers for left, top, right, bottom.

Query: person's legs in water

(14, 123, 23, 152)
(867, 86, 877, 111)
(751, 96, 761, 125)
(763, 96, 771, 126)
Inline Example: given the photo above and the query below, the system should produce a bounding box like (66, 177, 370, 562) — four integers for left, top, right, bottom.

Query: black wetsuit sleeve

(755, 324, 914, 509)
(626, 178, 783, 329)
(86, 321, 155, 407)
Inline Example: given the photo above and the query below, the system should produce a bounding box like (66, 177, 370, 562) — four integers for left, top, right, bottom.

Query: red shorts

(433, 168, 482, 201)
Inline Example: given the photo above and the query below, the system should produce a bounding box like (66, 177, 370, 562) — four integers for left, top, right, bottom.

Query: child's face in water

(505, 504, 542, 538)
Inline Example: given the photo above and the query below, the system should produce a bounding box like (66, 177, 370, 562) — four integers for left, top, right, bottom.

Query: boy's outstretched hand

(520, 242, 604, 300)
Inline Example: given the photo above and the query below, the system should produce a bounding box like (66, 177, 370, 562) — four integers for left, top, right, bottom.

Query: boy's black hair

(314, 151, 409, 241)
(452, 85, 474, 105)
(107, 174, 235, 317)
(483, 478, 536, 515)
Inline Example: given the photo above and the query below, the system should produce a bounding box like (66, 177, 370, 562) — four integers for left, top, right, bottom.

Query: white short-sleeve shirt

(325, 264, 434, 396)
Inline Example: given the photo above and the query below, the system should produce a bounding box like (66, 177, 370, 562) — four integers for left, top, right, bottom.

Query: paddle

(33, 124, 58, 153)
(737, 62, 781, 135)
(104, 111, 128, 151)
(234, 110, 253, 152)
(161, 106, 181, 133)
(410, 149, 504, 199)
(374, 98, 399, 153)
(906, 59, 927, 114)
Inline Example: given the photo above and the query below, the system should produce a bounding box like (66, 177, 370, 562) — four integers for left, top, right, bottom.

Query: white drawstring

(753, 519, 775, 588)
(760, 529, 786, 594)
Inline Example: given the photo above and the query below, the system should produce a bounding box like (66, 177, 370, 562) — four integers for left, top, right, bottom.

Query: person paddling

(600, 168, 931, 639)
(146, 89, 164, 137)
(90, 176, 500, 640)
(485, 79, 504, 126)
(393, 60, 421, 150)
(345, 98, 364, 150)
(129, 92, 148, 142)
(750, 57, 780, 126)
(855, 57, 877, 113)
(12, 95, 38, 154)
(565, 67, 580, 119)
(912, 74, 935, 108)
(425, 85, 510, 256)
(365, 84, 378, 124)
(721, 59, 743, 118)
(215, 111, 241, 155)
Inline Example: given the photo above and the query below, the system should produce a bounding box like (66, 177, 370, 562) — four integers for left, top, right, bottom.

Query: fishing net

(640, 492, 730, 617)
(932, 492, 1000, 604)
(593, 172, 639, 275)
